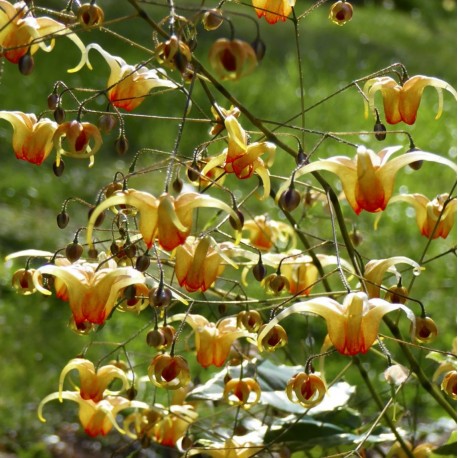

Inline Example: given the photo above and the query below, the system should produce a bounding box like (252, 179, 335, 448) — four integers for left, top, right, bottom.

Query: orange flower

(252, 0, 295, 24)
(276, 145, 456, 214)
(223, 378, 261, 409)
(258, 292, 415, 356)
(148, 354, 191, 390)
(53, 120, 103, 167)
(32, 254, 148, 330)
(0, 0, 85, 70)
(208, 39, 257, 81)
(202, 115, 276, 200)
(286, 372, 326, 408)
(83, 43, 177, 111)
(387, 193, 457, 239)
(58, 358, 130, 403)
(174, 236, 241, 292)
(243, 215, 296, 251)
(0, 111, 57, 164)
(87, 190, 242, 251)
(172, 314, 250, 368)
(363, 75, 457, 125)
(38, 392, 148, 438)
(329, 1, 353, 26)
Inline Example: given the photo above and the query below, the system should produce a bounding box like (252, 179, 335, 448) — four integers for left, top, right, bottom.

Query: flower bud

(65, 241, 83, 262)
(252, 257, 266, 281)
(229, 208, 245, 231)
(172, 176, 184, 193)
(251, 37, 266, 62)
(374, 121, 387, 141)
(279, 187, 301, 212)
(18, 53, 34, 75)
(115, 135, 129, 155)
(329, 1, 353, 25)
(98, 114, 117, 134)
(202, 9, 224, 30)
(135, 253, 151, 272)
(385, 284, 408, 304)
(406, 146, 423, 170)
(53, 159, 65, 176)
(149, 286, 173, 308)
(57, 211, 69, 229)
(47, 93, 59, 110)
(53, 107, 66, 124)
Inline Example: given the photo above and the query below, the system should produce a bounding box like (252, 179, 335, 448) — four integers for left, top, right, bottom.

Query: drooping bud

(251, 37, 266, 62)
(406, 145, 423, 170)
(172, 176, 184, 193)
(202, 9, 224, 31)
(374, 121, 387, 141)
(252, 256, 267, 281)
(279, 186, 301, 212)
(65, 240, 84, 262)
(135, 253, 151, 272)
(229, 208, 244, 230)
(98, 114, 117, 134)
(57, 211, 70, 229)
(115, 135, 129, 155)
(53, 159, 65, 176)
(149, 286, 173, 308)
(53, 107, 66, 124)
(18, 53, 34, 75)
(47, 93, 59, 110)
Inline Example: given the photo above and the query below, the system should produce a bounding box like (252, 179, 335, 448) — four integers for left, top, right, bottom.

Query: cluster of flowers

(2, 0, 457, 455)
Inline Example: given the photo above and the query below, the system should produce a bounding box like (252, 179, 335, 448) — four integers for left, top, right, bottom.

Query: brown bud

(135, 254, 151, 272)
(47, 93, 59, 110)
(279, 187, 301, 212)
(53, 107, 66, 124)
(229, 209, 244, 230)
(252, 257, 266, 281)
(65, 241, 83, 262)
(53, 159, 65, 177)
(18, 53, 34, 75)
(57, 211, 69, 229)
(374, 121, 387, 141)
(98, 114, 117, 134)
(149, 286, 172, 308)
(115, 135, 129, 155)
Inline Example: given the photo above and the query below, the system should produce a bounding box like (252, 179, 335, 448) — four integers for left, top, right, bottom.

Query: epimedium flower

(202, 115, 276, 200)
(208, 38, 258, 81)
(286, 372, 326, 408)
(0, 0, 86, 71)
(0, 111, 57, 164)
(58, 358, 130, 403)
(257, 291, 416, 356)
(223, 377, 261, 409)
(87, 190, 243, 252)
(148, 354, 191, 390)
(53, 120, 103, 167)
(385, 193, 457, 239)
(252, 0, 296, 24)
(209, 104, 241, 136)
(170, 314, 250, 368)
(31, 253, 149, 331)
(174, 236, 245, 293)
(276, 145, 457, 214)
(362, 256, 420, 299)
(329, 1, 353, 26)
(38, 392, 148, 438)
(243, 215, 296, 251)
(363, 75, 457, 125)
(82, 43, 178, 111)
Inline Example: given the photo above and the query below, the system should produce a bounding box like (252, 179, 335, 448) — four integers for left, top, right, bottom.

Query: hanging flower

(208, 39, 258, 81)
(53, 120, 103, 167)
(286, 372, 326, 408)
(87, 190, 242, 251)
(11, 268, 36, 294)
(171, 314, 250, 368)
(202, 115, 276, 200)
(38, 392, 148, 438)
(174, 236, 243, 293)
(223, 377, 261, 409)
(0, 111, 57, 164)
(58, 358, 130, 403)
(329, 1, 353, 26)
(363, 75, 457, 125)
(363, 256, 420, 299)
(252, 0, 296, 24)
(386, 193, 457, 239)
(440, 371, 457, 400)
(276, 145, 456, 214)
(82, 43, 178, 111)
(257, 292, 416, 356)
(0, 0, 86, 71)
(31, 253, 149, 330)
(243, 215, 296, 251)
(148, 354, 191, 390)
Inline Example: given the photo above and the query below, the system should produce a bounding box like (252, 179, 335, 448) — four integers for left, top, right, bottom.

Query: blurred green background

(0, 0, 456, 456)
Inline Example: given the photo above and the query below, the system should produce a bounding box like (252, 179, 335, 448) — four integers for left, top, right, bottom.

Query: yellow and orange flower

(0, 111, 57, 164)
(38, 392, 148, 438)
(387, 193, 457, 239)
(243, 215, 296, 251)
(286, 372, 326, 408)
(83, 43, 177, 111)
(87, 190, 242, 251)
(58, 358, 130, 403)
(31, 253, 149, 330)
(0, 0, 86, 70)
(223, 377, 261, 409)
(257, 292, 415, 356)
(252, 0, 295, 24)
(53, 120, 103, 167)
(171, 314, 250, 368)
(148, 354, 191, 390)
(276, 145, 456, 214)
(174, 236, 242, 293)
(202, 115, 276, 200)
(208, 39, 258, 81)
(363, 75, 457, 125)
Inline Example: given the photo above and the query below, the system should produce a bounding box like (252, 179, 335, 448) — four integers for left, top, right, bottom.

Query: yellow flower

(387, 441, 436, 458)
(276, 145, 456, 214)
(363, 75, 457, 125)
(363, 256, 420, 299)
(148, 354, 191, 390)
(387, 193, 457, 239)
(38, 392, 148, 438)
(223, 377, 261, 409)
(258, 292, 415, 356)
(87, 190, 242, 252)
(58, 358, 130, 403)
(208, 39, 258, 81)
(53, 120, 103, 167)
(209, 104, 241, 137)
(329, 1, 353, 26)
(0, 0, 86, 71)
(174, 236, 240, 293)
(286, 372, 326, 408)
(441, 371, 457, 400)
(83, 43, 177, 111)
(172, 314, 250, 368)
(252, 0, 296, 24)
(11, 268, 36, 294)
(243, 215, 296, 251)
(202, 115, 276, 200)
(32, 254, 148, 331)
(188, 437, 263, 457)
(0, 111, 57, 164)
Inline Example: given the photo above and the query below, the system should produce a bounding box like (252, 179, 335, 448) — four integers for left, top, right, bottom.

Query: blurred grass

(0, 1, 456, 454)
